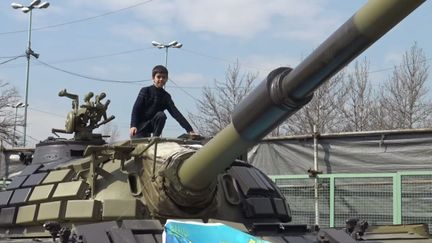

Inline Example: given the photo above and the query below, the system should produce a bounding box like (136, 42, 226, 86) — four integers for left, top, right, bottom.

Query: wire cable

(368, 56, 432, 74)
(180, 48, 233, 63)
(181, 47, 432, 77)
(179, 48, 266, 72)
(29, 107, 64, 118)
(47, 47, 154, 64)
(1, 55, 24, 59)
(0, 46, 154, 68)
(36, 59, 151, 84)
(0, 0, 156, 35)
(14, 129, 40, 142)
(167, 78, 200, 102)
(0, 55, 25, 65)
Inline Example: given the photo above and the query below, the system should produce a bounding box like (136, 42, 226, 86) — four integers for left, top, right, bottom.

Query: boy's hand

(130, 127, 137, 137)
(188, 131, 199, 139)
(188, 131, 197, 135)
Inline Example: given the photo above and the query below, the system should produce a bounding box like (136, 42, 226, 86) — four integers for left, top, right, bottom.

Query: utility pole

(11, 0, 50, 146)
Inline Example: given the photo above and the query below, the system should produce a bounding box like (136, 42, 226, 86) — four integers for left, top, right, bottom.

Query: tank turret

(0, 1, 429, 242)
(29, 90, 116, 171)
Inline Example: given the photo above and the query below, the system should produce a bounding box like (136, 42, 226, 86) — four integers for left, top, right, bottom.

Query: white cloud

(70, 0, 337, 42)
(280, 18, 339, 44)
(109, 23, 171, 43)
(173, 0, 331, 39)
(174, 0, 270, 37)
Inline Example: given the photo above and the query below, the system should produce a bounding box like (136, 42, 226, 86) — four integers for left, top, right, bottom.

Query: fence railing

(270, 171, 432, 231)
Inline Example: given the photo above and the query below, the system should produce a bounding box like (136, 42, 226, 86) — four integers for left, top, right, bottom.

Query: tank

(0, 1, 430, 242)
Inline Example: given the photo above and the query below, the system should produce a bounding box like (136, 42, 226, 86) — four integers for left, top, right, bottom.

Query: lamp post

(11, 102, 27, 147)
(11, 0, 49, 147)
(151, 40, 183, 68)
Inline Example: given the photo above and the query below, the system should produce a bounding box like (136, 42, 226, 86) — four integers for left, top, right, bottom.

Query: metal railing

(270, 171, 432, 231)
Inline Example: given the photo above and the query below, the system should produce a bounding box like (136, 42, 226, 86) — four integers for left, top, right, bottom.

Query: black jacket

(130, 85, 193, 132)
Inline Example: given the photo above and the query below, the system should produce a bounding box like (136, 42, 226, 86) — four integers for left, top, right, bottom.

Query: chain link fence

(272, 171, 432, 232)
(401, 174, 432, 229)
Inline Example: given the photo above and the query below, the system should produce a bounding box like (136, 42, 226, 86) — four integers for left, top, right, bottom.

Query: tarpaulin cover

(248, 129, 432, 175)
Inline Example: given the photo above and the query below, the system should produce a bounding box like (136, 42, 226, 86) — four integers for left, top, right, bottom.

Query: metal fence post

(313, 125, 320, 227)
(329, 176, 335, 227)
(392, 173, 402, 224)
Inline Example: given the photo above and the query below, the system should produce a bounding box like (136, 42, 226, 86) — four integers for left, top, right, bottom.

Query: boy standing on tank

(130, 65, 195, 138)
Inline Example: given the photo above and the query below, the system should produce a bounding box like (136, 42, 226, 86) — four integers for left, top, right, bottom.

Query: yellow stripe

(354, 0, 424, 38)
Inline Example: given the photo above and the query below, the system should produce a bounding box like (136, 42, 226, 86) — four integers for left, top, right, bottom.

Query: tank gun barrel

(178, 0, 425, 190)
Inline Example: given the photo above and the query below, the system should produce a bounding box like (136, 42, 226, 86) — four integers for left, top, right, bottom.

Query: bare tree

(189, 61, 257, 136)
(339, 57, 375, 131)
(0, 81, 21, 145)
(369, 95, 391, 130)
(379, 42, 431, 129)
(282, 71, 346, 135)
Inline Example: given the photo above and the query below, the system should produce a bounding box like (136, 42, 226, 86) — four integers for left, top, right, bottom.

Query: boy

(130, 65, 195, 137)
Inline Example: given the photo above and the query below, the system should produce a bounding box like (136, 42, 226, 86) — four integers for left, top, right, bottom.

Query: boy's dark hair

(152, 65, 168, 78)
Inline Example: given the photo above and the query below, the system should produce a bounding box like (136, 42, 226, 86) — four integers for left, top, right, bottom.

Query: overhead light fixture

(37, 1, 49, 9)
(151, 40, 183, 67)
(15, 102, 24, 108)
(21, 6, 30, 13)
(29, 0, 41, 8)
(152, 41, 161, 47)
(11, 2, 23, 9)
(168, 40, 178, 46)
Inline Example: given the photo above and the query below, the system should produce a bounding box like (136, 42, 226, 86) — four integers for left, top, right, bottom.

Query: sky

(0, 0, 431, 146)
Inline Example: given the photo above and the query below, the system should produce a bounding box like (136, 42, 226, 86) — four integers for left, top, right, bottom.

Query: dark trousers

(135, 111, 167, 138)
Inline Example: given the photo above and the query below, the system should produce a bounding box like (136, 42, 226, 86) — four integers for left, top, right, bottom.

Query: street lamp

(11, 0, 49, 146)
(10, 102, 27, 147)
(7, 102, 26, 147)
(151, 40, 183, 68)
